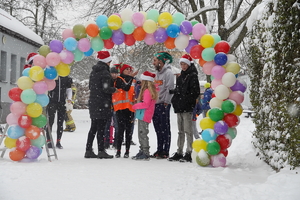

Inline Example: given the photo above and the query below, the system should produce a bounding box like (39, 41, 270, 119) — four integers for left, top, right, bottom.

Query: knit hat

(140, 71, 156, 82)
(204, 82, 211, 88)
(154, 51, 173, 64)
(96, 51, 112, 63)
(179, 54, 192, 66)
(120, 64, 133, 74)
(27, 52, 38, 63)
(110, 66, 119, 73)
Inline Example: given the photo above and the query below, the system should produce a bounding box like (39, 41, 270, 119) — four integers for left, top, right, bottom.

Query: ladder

(42, 122, 58, 162)
(0, 124, 8, 158)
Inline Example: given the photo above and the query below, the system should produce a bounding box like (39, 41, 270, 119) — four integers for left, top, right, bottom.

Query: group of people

(83, 50, 210, 163)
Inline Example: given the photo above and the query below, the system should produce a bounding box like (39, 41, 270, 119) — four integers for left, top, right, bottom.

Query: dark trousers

(104, 110, 118, 145)
(116, 109, 134, 152)
(86, 118, 108, 151)
(46, 102, 66, 142)
(152, 103, 171, 153)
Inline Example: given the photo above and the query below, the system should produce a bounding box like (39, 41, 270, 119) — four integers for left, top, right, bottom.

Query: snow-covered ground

(0, 109, 299, 200)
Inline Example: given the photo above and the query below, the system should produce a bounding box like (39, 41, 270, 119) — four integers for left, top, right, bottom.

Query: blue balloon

(22, 68, 30, 77)
(166, 24, 180, 38)
(64, 37, 78, 51)
(7, 125, 25, 139)
(96, 15, 108, 28)
(84, 48, 94, 56)
(201, 128, 217, 143)
(35, 94, 49, 107)
(214, 52, 228, 66)
(44, 66, 57, 80)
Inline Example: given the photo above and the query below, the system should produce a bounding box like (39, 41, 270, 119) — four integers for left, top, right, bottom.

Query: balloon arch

(5, 8, 246, 166)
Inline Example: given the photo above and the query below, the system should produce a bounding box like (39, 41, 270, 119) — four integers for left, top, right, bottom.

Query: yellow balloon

(140, 11, 147, 19)
(192, 139, 207, 152)
(206, 110, 210, 117)
(26, 103, 43, 118)
(158, 12, 173, 28)
(232, 104, 243, 116)
(107, 15, 122, 30)
(17, 76, 34, 90)
(200, 34, 214, 48)
(29, 66, 44, 81)
(143, 19, 157, 34)
(56, 62, 70, 77)
(4, 137, 17, 149)
(226, 62, 241, 74)
(200, 117, 216, 130)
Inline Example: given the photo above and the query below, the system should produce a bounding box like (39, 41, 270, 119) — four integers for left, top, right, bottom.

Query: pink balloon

(78, 38, 91, 52)
(112, 13, 121, 17)
(211, 65, 226, 79)
(192, 23, 206, 40)
(33, 81, 48, 94)
(229, 91, 244, 104)
(46, 52, 61, 66)
(6, 113, 21, 125)
(43, 78, 56, 91)
(211, 79, 222, 90)
(144, 33, 156, 45)
(33, 55, 47, 68)
(59, 50, 74, 64)
(202, 61, 216, 75)
(62, 28, 75, 40)
(10, 101, 26, 116)
(132, 12, 145, 27)
(210, 153, 226, 167)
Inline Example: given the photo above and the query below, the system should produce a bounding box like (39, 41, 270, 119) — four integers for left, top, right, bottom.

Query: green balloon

(72, 48, 84, 62)
(91, 36, 104, 51)
(221, 100, 236, 113)
(202, 48, 216, 61)
(195, 150, 210, 166)
(208, 108, 224, 122)
(39, 45, 50, 57)
(212, 34, 221, 47)
(172, 12, 185, 25)
(31, 135, 46, 147)
(100, 27, 112, 40)
(227, 127, 237, 139)
(191, 20, 199, 26)
(147, 9, 159, 22)
(207, 141, 221, 155)
(21, 89, 37, 104)
(32, 114, 47, 128)
(73, 24, 87, 39)
(121, 21, 135, 35)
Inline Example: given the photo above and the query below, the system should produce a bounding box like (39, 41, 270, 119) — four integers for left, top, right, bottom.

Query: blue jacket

(201, 88, 213, 110)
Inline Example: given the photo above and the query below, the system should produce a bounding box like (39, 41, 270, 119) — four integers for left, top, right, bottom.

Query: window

(0, 51, 7, 82)
(20, 57, 25, 77)
(11, 54, 17, 83)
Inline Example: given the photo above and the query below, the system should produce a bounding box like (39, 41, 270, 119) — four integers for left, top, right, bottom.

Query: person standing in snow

(132, 71, 158, 160)
(84, 51, 116, 159)
(192, 94, 203, 139)
(201, 83, 213, 118)
(151, 52, 174, 159)
(23, 52, 37, 69)
(64, 80, 77, 132)
(168, 54, 200, 162)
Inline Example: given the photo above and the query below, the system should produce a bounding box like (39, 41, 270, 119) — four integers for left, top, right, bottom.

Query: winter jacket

(201, 88, 213, 110)
(88, 61, 116, 119)
(192, 100, 203, 121)
(171, 65, 200, 113)
(132, 89, 156, 123)
(154, 63, 174, 104)
(48, 76, 72, 103)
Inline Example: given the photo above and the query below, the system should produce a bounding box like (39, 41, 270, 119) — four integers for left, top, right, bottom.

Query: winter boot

(115, 150, 121, 158)
(124, 151, 129, 158)
(150, 151, 160, 158)
(179, 152, 192, 163)
(84, 149, 97, 158)
(157, 151, 169, 159)
(56, 142, 63, 149)
(132, 150, 150, 161)
(47, 142, 53, 148)
(98, 151, 113, 159)
(168, 152, 183, 161)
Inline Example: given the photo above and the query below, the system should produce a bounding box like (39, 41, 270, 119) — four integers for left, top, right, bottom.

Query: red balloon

(9, 87, 23, 101)
(124, 34, 136, 46)
(190, 45, 205, 59)
(216, 135, 230, 150)
(16, 136, 31, 152)
(223, 114, 240, 128)
(18, 114, 32, 128)
(220, 149, 228, 157)
(103, 38, 114, 49)
(214, 41, 230, 54)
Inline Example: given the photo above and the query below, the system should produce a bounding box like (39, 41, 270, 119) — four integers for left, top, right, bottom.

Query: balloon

(124, 34, 136, 46)
(172, 12, 185, 25)
(133, 27, 146, 41)
(25, 125, 41, 140)
(200, 34, 214, 48)
(196, 150, 210, 167)
(216, 134, 232, 150)
(7, 125, 25, 139)
(208, 108, 224, 122)
(17, 76, 34, 90)
(20, 89, 36, 104)
(214, 41, 230, 54)
(100, 26, 113, 40)
(31, 114, 47, 128)
(227, 127, 237, 139)
(120, 8, 133, 22)
(212, 34, 221, 47)
(103, 38, 115, 49)
(71, 48, 84, 62)
(64, 37, 78, 51)
(180, 20, 193, 35)
(18, 114, 32, 128)
(73, 24, 87, 39)
(214, 52, 228, 66)
(209, 97, 223, 108)
(22, 68, 30, 76)
(26, 146, 42, 159)
(222, 72, 236, 87)
(164, 37, 176, 49)
(59, 50, 74, 64)
(207, 141, 221, 155)
(32, 81, 48, 94)
(43, 78, 56, 91)
(146, 9, 159, 22)
(107, 15, 122, 30)
(46, 52, 61, 67)
(192, 139, 207, 152)
(201, 128, 217, 143)
(29, 66, 44, 81)
(211, 65, 226, 80)
(221, 100, 236, 113)
(191, 19, 199, 26)
(16, 136, 31, 151)
(220, 149, 228, 157)
(202, 48, 216, 62)
(214, 120, 229, 135)
(232, 104, 243, 116)
(56, 62, 71, 76)
(91, 36, 104, 51)
(153, 28, 168, 43)
(121, 21, 135, 34)
(229, 91, 244, 104)
(230, 79, 247, 93)
(158, 12, 173, 28)
(185, 39, 199, 54)
(33, 55, 47, 68)
(9, 148, 26, 161)
(62, 28, 75, 40)
(202, 61, 215, 75)
(35, 94, 49, 107)
(166, 24, 180, 38)
(84, 48, 94, 56)
(49, 40, 63, 53)
(86, 23, 99, 37)
(4, 137, 17, 149)
(143, 19, 157, 34)
(210, 153, 226, 167)
(227, 54, 237, 62)
(31, 135, 46, 148)
(226, 62, 240, 74)
(38, 45, 50, 57)
(78, 38, 91, 52)
(96, 15, 108, 28)
(6, 113, 20, 125)
(144, 33, 156, 45)
(214, 84, 230, 100)
(132, 12, 145, 27)
(223, 114, 240, 128)
(44, 66, 58, 80)
(8, 87, 22, 101)
(200, 117, 216, 130)
(192, 23, 206, 40)
(10, 101, 26, 116)
(174, 35, 189, 50)
(112, 30, 125, 45)
(26, 103, 43, 118)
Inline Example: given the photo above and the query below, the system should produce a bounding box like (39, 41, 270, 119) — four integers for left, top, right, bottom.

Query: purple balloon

(26, 146, 42, 159)
(112, 30, 125, 45)
(49, 40, 63, 53)
(230, 79, 247, 93)
(154, 28, 168, 43)
(180, 20, 193, 35)
(185, 39, 199, 54)
(214, 121, 229, 135)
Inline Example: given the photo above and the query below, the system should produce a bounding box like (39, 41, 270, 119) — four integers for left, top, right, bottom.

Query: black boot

(179, 152, 192, 163)
(98, 151, 113, 159)
(84, 149, 98, 158)
(56, 142, 63, 149)
(168, 152, 183, 161)
(115, 150, 121, 158)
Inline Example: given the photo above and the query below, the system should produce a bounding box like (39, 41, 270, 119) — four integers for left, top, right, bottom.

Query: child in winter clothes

(192, 95, 203, 139)
(132, 71, 158, 160)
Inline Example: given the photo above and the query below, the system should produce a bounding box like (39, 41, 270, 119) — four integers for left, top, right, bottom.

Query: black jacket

(48, 76, 72, 103)
(171, 64, 200, 113)
(88, 61, 116, 119)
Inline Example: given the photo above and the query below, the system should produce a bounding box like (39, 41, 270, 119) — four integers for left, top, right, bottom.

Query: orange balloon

(25, 125, 41, 140)
(9, 148, 26, 161)
(199, 57, 207, 67)
(164, 37, 176, 49)
(86, 24, 99, 37)
(133, 27, 146, 41)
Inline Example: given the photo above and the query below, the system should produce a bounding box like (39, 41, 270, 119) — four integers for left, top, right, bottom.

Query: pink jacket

(132, 89, 156, 123)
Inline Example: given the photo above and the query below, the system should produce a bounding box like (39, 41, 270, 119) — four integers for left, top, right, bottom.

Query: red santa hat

(179, 54, 193, 66)
(27, 52, 38, 63)
(96, 51, 112, 63)
(140, 71, 156, 82)
(120, 64, 133, 74)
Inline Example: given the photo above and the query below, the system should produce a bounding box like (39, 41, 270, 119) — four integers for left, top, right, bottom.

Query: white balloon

(175, 35, 189, 50)
(120, 8, 134, 22)
(209, 97, 223, 108)
(215, 84, 230, 100)
(222, 72, 237, 87)
(227, 54, 237, 63)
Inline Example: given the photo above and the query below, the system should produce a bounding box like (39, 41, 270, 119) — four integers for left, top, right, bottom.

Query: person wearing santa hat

(23, 52, 38, 69)
(168, 54, 200, 162)
(85, 51, 117, 159)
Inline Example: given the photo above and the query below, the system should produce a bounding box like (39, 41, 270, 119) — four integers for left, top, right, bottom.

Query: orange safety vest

(112, 76, 135, 112)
